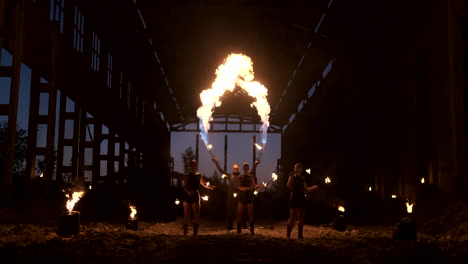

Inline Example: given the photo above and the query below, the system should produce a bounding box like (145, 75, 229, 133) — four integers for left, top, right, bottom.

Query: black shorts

(182, 191, 200, 204)
(238, 190, 254, 204)
(289, 194, 306, 208)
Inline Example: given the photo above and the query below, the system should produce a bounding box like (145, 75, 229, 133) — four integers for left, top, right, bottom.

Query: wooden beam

(0, 104, 8, 115)
(0, 66, 13, 77)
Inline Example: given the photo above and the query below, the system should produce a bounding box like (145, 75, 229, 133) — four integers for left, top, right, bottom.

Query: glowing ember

(421, 178, 425, 184)
(406, 202, 413, 214)
(338, 206, 345, 212)
(392, 194, 397, 199)
(254, 191, 258, 196)
(222, 174, 227, 179)
(325, 177, 331, 184)
(206, 182, 210, 186)
(201, 195, 209, 201)
(175, 199, 180, 205)
(207, 144, 213, 151)
(39, 172, 43, 178)
(305, 169, 311, 174)
(89, 185, 92, 190)
(65, 191, 84, 214)
(255, 143, 263, 151)
(233, 193, 237, 198)
(368, 186, 372, 191)
(197, 53, 271, 147)
(129, 205, 137, 220)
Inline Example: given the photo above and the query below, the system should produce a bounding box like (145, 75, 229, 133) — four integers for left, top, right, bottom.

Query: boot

(249, 222, 255, 235)
(237, 222, 242, 234)
(298, 224, 304, 239)
(287, 223, 294, 239)
(183, 224, 188, 236)
(193, 224, 199, 235)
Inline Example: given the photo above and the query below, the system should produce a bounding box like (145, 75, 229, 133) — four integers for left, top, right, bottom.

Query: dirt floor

(0, 217, 467, 264)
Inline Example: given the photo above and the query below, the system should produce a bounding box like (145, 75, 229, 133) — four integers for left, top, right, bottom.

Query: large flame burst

(197, 53, 270, 147)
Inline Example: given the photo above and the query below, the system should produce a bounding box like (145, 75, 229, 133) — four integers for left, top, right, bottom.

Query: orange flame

(65, 191, 84, 214)
(129, 205, 137, 219)
(406, 202, 413, 213)
(272, 172, 278, 181)
(197, 53, 270, 146)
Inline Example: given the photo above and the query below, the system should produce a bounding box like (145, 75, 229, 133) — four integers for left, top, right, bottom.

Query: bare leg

(298, 208, 306, 239)
(247, 203, 254, 223)
(247, 203, 255, 234)
(237, 203, 245, 233)
(183, 202, 191, 235)
(191, 202, 200, 235)
(287, 208, 298, 238)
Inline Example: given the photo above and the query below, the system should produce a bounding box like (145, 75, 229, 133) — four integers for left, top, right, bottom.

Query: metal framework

(0, 0, 171, 205)
(171, 114, 282, 134)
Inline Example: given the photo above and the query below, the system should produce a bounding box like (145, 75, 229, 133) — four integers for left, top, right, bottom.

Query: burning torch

(264, 172, 278, 187)
(255, 143, 265, 161)
(207, 144, 214, 158)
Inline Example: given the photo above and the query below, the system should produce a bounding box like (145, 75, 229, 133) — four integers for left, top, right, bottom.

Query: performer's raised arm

(211, 156, 227, 175)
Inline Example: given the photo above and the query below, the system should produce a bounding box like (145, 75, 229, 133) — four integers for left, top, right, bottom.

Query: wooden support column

(24, 69, 41, 180)
(2, 0, 25, 204)
(224, 134, 228, 172)
(92, 120, 102, 188)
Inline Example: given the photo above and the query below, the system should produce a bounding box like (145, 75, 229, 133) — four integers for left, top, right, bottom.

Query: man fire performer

(286, 163, 319, 239)
(182, 160, 215, 235)
(211, 156, 240, 230)
(237, 161, 264, 234)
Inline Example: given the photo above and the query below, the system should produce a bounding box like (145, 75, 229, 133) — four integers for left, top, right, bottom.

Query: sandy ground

(0, 218, 467, 264)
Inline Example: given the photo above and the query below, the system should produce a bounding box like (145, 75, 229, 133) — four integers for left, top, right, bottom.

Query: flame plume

(65, 191, 84, 214)
(197, 53, 271, 147)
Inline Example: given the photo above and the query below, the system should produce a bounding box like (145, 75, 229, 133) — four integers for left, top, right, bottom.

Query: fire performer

(211, 156, 240, 230)
(182, 160, 215, 235)
(286, 163, 319, 239)
(237, 161, 263, 234)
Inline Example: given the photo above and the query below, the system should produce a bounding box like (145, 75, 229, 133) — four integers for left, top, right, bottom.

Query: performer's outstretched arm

(211, 156, 227, 175)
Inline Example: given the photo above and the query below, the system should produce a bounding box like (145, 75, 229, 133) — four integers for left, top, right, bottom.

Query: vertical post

(3, 0, 25, 205)
(253, 135, 256, 165)
(224, 134, 228, 172)
(195, 134, 199, 164)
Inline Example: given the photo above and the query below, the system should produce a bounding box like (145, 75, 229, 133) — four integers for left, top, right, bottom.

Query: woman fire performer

(182, 160, 214, 235)
(286, 163, 319, 239)
(237, 161, 264, 234)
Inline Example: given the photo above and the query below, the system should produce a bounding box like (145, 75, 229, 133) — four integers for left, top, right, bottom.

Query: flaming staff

(264, 172, 278, 187)
(255, 143, 265, 161)
(206, 144, 214, 158)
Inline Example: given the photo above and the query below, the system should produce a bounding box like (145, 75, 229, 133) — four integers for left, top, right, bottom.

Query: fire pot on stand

(57, 191, 84, 237)
(126, 205, 138, 231)
(57, 211, 80, 238)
